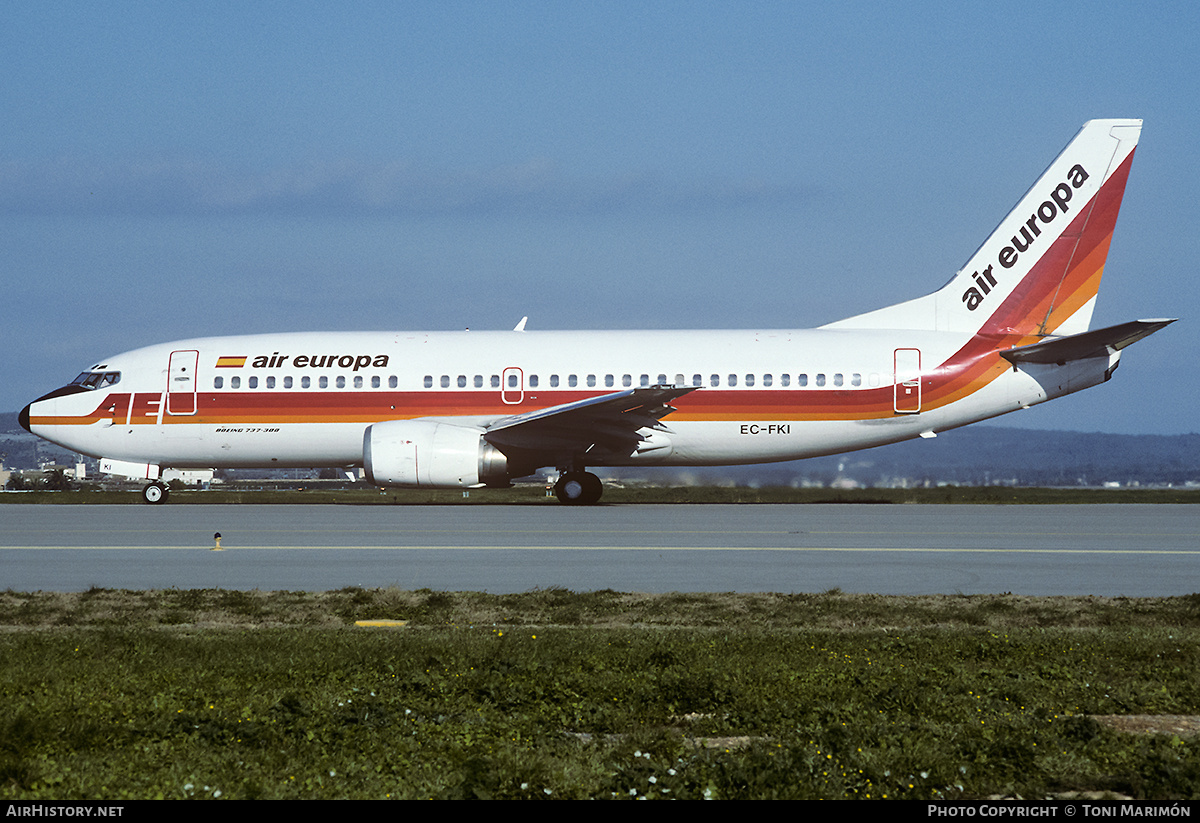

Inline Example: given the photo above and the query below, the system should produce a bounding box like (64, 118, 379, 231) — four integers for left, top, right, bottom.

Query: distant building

(162, 469, 216, 485)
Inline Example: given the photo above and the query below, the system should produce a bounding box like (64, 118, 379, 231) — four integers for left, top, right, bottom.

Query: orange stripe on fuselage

(26, 343, 1024, 430)
(29, 334, 1069, 429)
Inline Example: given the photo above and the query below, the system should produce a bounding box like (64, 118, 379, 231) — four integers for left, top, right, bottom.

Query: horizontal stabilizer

(999, 319, 1176, 365)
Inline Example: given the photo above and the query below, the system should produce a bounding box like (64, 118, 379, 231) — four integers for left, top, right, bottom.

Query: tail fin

(824, 119, 1141, 336)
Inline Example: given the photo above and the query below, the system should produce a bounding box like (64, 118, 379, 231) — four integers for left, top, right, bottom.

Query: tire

(142, 482, 169, 505)
(554, 471, 603, 505)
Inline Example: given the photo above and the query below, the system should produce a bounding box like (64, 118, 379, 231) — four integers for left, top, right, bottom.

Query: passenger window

(605, 374, 614, 387)
(319, 376, 328, 389)
(424, 375, 433, 388)
(763, 374, 773, 387)
(457, 375, 467, 388)
(587, 374, 596, 387)
(834, 373, 843, 387)
(371, 376, 380, 388)
(508, 374, 518, 388)
(693, 374, 702, 387)
(745, 374, 755, 387)
(231, 376, 241, 389)
(266, 376, 275, 389)
(710, 374, 720, 387)
(728, 374, 738, 387)
(816, 374, 826, 387)
(354, 376, 363, 388)
(474, 375, 483, 388)
(780, 374, 790, 387)
(851, 373, 862, 387)
(389, 376, 398, 388)
(440, 375, 450, 388)
(248, 376, 258, 389)
(336, 376, 346, 389)
(550, 374, 559, 387)
(568, 374, 578, 387)
(622, 374, 632, 387)
(798, 374, 808, 387)
(302, 376, 311, 389)
(284, 376, 293, 389)
(529, 374, 539, 388)
(214, 376, 223, 389)
(491, 375, 500, 388)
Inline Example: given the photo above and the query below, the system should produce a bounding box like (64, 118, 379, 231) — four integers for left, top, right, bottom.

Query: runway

(1, 503, 1198, 595)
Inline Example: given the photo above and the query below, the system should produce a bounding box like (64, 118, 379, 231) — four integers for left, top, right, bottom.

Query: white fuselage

(23, 326, 1107, 475)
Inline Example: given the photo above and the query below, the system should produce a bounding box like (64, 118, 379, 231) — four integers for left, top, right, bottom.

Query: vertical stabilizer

(824, 119, 1141, 336)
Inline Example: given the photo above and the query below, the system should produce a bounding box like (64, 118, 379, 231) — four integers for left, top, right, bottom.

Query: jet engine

(363, 419, 510, 488)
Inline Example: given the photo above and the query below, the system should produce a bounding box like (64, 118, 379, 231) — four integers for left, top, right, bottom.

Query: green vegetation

(3, 588, 1200, 799)
(4, 484, 1200, 504)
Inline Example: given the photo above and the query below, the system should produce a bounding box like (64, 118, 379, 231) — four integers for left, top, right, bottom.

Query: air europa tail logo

(962, 163, 1090, 311)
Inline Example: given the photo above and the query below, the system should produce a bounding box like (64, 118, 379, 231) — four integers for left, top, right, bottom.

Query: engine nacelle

(363, 420, 509, 488)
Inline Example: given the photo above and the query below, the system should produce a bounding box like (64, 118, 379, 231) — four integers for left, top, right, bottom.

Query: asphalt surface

(1, 503, 1197, 595)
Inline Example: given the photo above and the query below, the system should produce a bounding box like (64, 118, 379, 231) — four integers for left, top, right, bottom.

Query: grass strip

(2, 588, 1200, 799)
(5, 485, 1200, 504)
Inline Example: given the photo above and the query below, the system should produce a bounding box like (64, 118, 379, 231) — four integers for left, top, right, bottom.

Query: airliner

(20, 119, 1174, 504)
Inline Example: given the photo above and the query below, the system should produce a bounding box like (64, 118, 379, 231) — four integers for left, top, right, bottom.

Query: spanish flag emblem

(215, 356, 247, 368)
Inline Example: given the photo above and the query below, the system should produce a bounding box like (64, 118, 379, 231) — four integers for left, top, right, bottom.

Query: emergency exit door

(893, 348, 921, 414)
(501, 367, 524, 405)
(167, 349, 199, 415)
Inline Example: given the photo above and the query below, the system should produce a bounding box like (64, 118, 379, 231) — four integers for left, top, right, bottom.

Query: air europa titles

(961, 163, 1090, 311)
(246, 352, 390, 371)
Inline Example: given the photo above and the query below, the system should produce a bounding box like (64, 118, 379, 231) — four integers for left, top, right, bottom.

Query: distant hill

(608, 427, 1200, 488)
(3, 410, 1197, 487)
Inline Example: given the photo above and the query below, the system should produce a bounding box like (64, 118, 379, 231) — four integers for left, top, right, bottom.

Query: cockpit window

(71, 371, 121, 389)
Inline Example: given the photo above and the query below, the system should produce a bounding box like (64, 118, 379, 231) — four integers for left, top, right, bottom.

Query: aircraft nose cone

(19, 403, 32, 433)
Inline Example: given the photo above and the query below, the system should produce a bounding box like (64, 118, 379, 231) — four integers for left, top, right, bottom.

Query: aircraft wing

(483, 384, 700, 454)
(1000, 319, 1176, 365)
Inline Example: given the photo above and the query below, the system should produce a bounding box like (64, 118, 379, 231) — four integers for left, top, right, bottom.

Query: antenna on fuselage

(513, 316, 528, 332)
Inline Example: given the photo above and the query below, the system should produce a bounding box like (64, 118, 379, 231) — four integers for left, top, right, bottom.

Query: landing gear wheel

(554, 471, 603, 505)
(142, 481, 169, 505)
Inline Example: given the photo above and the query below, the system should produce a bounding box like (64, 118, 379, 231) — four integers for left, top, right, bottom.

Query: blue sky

(4, 1, 1196, 434)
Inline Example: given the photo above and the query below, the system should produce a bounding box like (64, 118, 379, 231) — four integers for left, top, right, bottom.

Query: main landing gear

(142, 481, 169, 505)
(554, 471, 603, 505)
